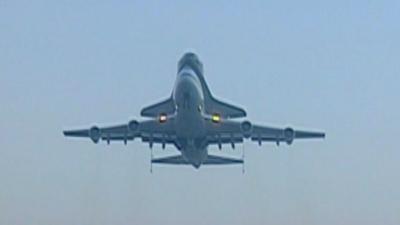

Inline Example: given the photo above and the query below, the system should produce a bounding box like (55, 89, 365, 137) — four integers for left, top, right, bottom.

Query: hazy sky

(1, 1, 399, 225)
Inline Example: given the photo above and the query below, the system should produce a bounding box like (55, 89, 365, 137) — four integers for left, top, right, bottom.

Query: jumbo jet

(64, 52, 325, 169)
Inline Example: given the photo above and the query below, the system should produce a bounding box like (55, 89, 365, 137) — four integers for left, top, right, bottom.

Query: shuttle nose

(183, 52, 198, 59)
(174, 70, 203, 112)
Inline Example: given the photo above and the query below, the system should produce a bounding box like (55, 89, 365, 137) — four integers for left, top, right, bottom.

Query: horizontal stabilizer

(203, 155, 243, 165)
(152, 155, 188, 165)
(152, 154, 243, 165)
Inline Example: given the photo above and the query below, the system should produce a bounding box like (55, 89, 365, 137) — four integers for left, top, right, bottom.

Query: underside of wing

(251, 125, 325, 145)
(63, 118, 178, 147)
(63, 124, 134, 144)
(152, 155, 188, 164)
(205, 97, 247, 119)
(140, 97, 175, 118)
(203, 155, 243, 165)
(151, 154, 243, 165)
(205, 119, 325, 147)
(195, 69, 246, 119)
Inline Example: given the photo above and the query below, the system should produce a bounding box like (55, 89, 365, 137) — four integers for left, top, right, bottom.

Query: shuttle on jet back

(64, 52, 325, 170)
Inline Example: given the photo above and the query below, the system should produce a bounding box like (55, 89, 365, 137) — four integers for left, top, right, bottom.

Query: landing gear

(150, 147, 153, 174)
(242, 143, 245, 174)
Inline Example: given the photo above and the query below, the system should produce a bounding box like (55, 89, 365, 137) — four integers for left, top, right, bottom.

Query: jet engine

(284, 127, 295, 145)
(89, 126, 101, 143)
(241, 121, 253, 138)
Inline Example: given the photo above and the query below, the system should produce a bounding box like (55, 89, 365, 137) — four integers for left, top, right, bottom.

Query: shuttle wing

(140, 97, 175, 118)
(205, 97, 247, 118)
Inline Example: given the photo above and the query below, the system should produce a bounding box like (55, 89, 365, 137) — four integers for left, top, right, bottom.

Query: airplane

(63, 52, 325, 170)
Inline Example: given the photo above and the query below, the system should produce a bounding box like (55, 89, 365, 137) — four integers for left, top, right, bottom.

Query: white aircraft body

(64, 52, 325, 169)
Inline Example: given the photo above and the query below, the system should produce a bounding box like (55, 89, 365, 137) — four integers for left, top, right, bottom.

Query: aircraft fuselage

(173, 66, 208, 168)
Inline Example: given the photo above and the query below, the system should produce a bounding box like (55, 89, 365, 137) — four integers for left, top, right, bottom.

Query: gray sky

(1, 1, 399, 225)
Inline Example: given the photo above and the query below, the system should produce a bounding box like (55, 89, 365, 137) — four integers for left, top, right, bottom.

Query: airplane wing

(63, 124, 134, 143)
(205, 119, 325, 147)
(63, 118, 178, 148)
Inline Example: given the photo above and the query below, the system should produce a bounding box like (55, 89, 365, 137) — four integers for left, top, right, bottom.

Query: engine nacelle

(128, 120, 139, 133)
(284, 127, 295, 145)
(89, 126, 101, 143)
(241, 121, 253, 138)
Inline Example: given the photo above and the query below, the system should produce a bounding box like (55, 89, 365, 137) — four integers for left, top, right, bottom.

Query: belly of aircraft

(173, 67, 209, 168)
(181, 144, 208, 168)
